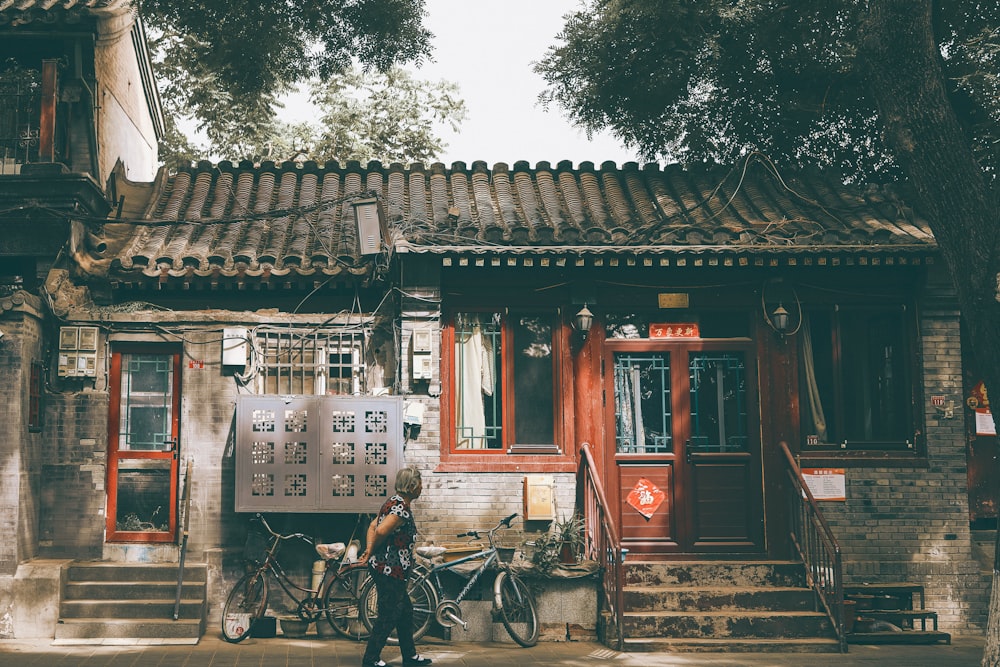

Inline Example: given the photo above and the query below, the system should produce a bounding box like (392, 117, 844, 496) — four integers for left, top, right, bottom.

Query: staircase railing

(576, 442, 624, 650)
(780, 441, 847, 653)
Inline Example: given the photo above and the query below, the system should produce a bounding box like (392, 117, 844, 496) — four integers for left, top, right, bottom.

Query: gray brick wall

(0, 308, 46, 576)
(819, 308, 990, 632)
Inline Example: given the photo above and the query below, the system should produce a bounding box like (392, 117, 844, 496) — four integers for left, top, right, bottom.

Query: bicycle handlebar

(455, 513, 520, 540)
(254, 513, 313, 544)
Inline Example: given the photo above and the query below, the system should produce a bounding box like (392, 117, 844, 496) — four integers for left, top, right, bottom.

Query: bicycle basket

(243, 525, 271, 566)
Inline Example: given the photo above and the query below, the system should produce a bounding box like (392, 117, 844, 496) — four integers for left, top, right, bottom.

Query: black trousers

(362, 570, 416, 663)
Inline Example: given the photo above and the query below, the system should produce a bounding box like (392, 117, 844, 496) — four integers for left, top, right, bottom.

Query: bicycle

(221, 513, 370, 643)
(358, 512, 539, 647)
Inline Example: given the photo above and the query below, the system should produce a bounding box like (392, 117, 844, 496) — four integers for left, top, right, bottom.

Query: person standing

(360, 466, 432, 667)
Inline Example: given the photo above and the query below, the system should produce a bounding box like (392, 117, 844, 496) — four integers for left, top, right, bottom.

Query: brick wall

(0, 305, 46, 576)
(38, 391, 109, 560)
(818, 307, 990, 632)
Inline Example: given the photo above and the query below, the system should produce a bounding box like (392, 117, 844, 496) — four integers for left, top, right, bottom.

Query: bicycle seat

(415, 546, 447, 559)
(315, 542, 346, 561)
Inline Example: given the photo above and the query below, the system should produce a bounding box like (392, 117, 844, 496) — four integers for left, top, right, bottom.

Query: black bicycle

(358, 513, 539, 647)
(221, 514, 370, 642)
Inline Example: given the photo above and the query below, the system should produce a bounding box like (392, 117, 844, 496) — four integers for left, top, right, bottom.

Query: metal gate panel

(235, 395, 403, 513)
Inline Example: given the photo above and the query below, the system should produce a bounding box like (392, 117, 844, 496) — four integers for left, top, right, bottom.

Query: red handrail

(577, 442, 624, 649)
(779, 441, 847, 653)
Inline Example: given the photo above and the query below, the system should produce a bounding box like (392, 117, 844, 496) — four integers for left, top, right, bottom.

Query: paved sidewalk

(0, 634, 986, 667)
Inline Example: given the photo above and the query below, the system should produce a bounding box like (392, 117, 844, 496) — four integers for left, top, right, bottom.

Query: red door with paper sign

(604, 338, 765, 556)
(966, 379, 1000, 526)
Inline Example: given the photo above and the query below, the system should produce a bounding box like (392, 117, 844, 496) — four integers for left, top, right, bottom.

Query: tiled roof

(0, 0, 132, 23)
(89, 154, 936, 287)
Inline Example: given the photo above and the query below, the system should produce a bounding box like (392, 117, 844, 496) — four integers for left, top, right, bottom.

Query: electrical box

(523, 475, 555, 521)
(412, 354, 433, 380)
(411, 329, 433, 380)
(58, 326, 99, 377)
(222, 327, 248, 367)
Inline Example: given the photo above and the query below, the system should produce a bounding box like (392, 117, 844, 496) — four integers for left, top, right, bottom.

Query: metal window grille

(0, 64, 41, 174)
(255, 328, 365, 396)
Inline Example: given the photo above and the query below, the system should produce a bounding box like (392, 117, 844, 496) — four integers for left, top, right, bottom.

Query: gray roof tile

(89, 156, 936, 286)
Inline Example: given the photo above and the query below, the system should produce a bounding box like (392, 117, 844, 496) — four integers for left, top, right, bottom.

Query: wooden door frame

(602, 337, 764, 556)
(105, 344, 182, 543)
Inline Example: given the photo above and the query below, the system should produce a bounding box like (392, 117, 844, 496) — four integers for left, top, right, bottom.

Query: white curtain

(456, 315, 495, 448)
(801, 314, 828, 441)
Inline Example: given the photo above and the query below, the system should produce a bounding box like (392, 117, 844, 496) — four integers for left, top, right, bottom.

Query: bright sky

(411, 0, 639, 167)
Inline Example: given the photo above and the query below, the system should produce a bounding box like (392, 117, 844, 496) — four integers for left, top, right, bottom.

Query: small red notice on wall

(801, 468, 847, 501)
(626, 478, 666, 519)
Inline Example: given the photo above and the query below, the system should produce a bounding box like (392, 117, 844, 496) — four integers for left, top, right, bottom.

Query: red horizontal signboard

(649, 323, 700, 338)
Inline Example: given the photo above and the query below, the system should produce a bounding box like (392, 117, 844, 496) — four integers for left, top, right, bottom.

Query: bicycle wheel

(222, 570, 268, 643)
(358, 569, 437, 645)
(323, 566, 370, 640)
(494, 570, 538, 647)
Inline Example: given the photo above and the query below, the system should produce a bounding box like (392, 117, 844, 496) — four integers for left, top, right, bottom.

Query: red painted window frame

(438, 308, 576, 473)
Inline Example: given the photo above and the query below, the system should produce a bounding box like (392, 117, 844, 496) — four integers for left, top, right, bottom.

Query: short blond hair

(394, 466, 422, 495)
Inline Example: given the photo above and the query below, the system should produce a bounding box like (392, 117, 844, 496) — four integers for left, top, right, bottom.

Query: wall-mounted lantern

(573, 304, 594, 340)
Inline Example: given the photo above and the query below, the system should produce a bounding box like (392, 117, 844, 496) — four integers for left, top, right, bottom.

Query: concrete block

(13, 559, 71, 638)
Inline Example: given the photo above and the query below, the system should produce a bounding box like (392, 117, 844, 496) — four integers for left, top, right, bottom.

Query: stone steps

(619, 560, 840, 653)
(55, 561, 207, 643)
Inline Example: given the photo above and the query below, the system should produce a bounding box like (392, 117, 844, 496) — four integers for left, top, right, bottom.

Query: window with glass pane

(454, 312, 502, 449)
(119, 354, 174, 451)
(453, 310, 558, 453)
(613, 352, 672, 454)
(800, 307, 914, 449)
(689, 353, 748, 453)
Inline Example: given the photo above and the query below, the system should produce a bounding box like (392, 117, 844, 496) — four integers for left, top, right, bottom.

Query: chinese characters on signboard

(650, 323, 700, 338)
(801, 468, 846, 501)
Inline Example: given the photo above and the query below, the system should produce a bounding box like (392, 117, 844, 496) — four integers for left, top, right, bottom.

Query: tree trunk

(858, 2, 1000, 664)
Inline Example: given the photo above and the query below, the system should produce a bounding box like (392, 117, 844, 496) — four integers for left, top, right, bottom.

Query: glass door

(106, 348, 181, 542)
(607, 340, 764, 554)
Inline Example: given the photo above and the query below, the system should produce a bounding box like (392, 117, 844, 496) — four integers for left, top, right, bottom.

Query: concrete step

(63, 581, 206, 600)
(60, 599, 205, 619)
(624, 585, 815, 612)
(66, 562, 207, 583)
(622, 636, 842, 653)
(623, 609, 832, 639)
(54, 618, 204, 640)
(57, 561, 208, 642)
(624, 560, 806, 588)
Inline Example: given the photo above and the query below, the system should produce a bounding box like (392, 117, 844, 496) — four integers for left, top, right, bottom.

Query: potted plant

(528, 514, 586, 574)
(554, 514, 585, 564)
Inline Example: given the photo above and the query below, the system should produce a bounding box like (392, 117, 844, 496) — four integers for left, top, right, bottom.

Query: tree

(538, 0, 1000, 660)
(536, 1, 998, 183)
(143, 0, 433, 160)
(159, 67, 466, 165)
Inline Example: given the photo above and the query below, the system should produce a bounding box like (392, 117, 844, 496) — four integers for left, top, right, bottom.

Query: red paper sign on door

(626, 478, 665, 519)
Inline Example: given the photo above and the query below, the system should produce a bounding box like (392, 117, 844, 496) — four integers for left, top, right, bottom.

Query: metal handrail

(576, 442, 624, 650)
(779, 441, 847, 653)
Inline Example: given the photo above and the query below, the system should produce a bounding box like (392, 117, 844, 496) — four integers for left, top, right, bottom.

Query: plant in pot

(528, 514, 585, 575)
(554, 514, 585, 565)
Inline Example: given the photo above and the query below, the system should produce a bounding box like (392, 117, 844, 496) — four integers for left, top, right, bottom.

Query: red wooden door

(605, 339, 764, 555)
(106, 347, 181, 543)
